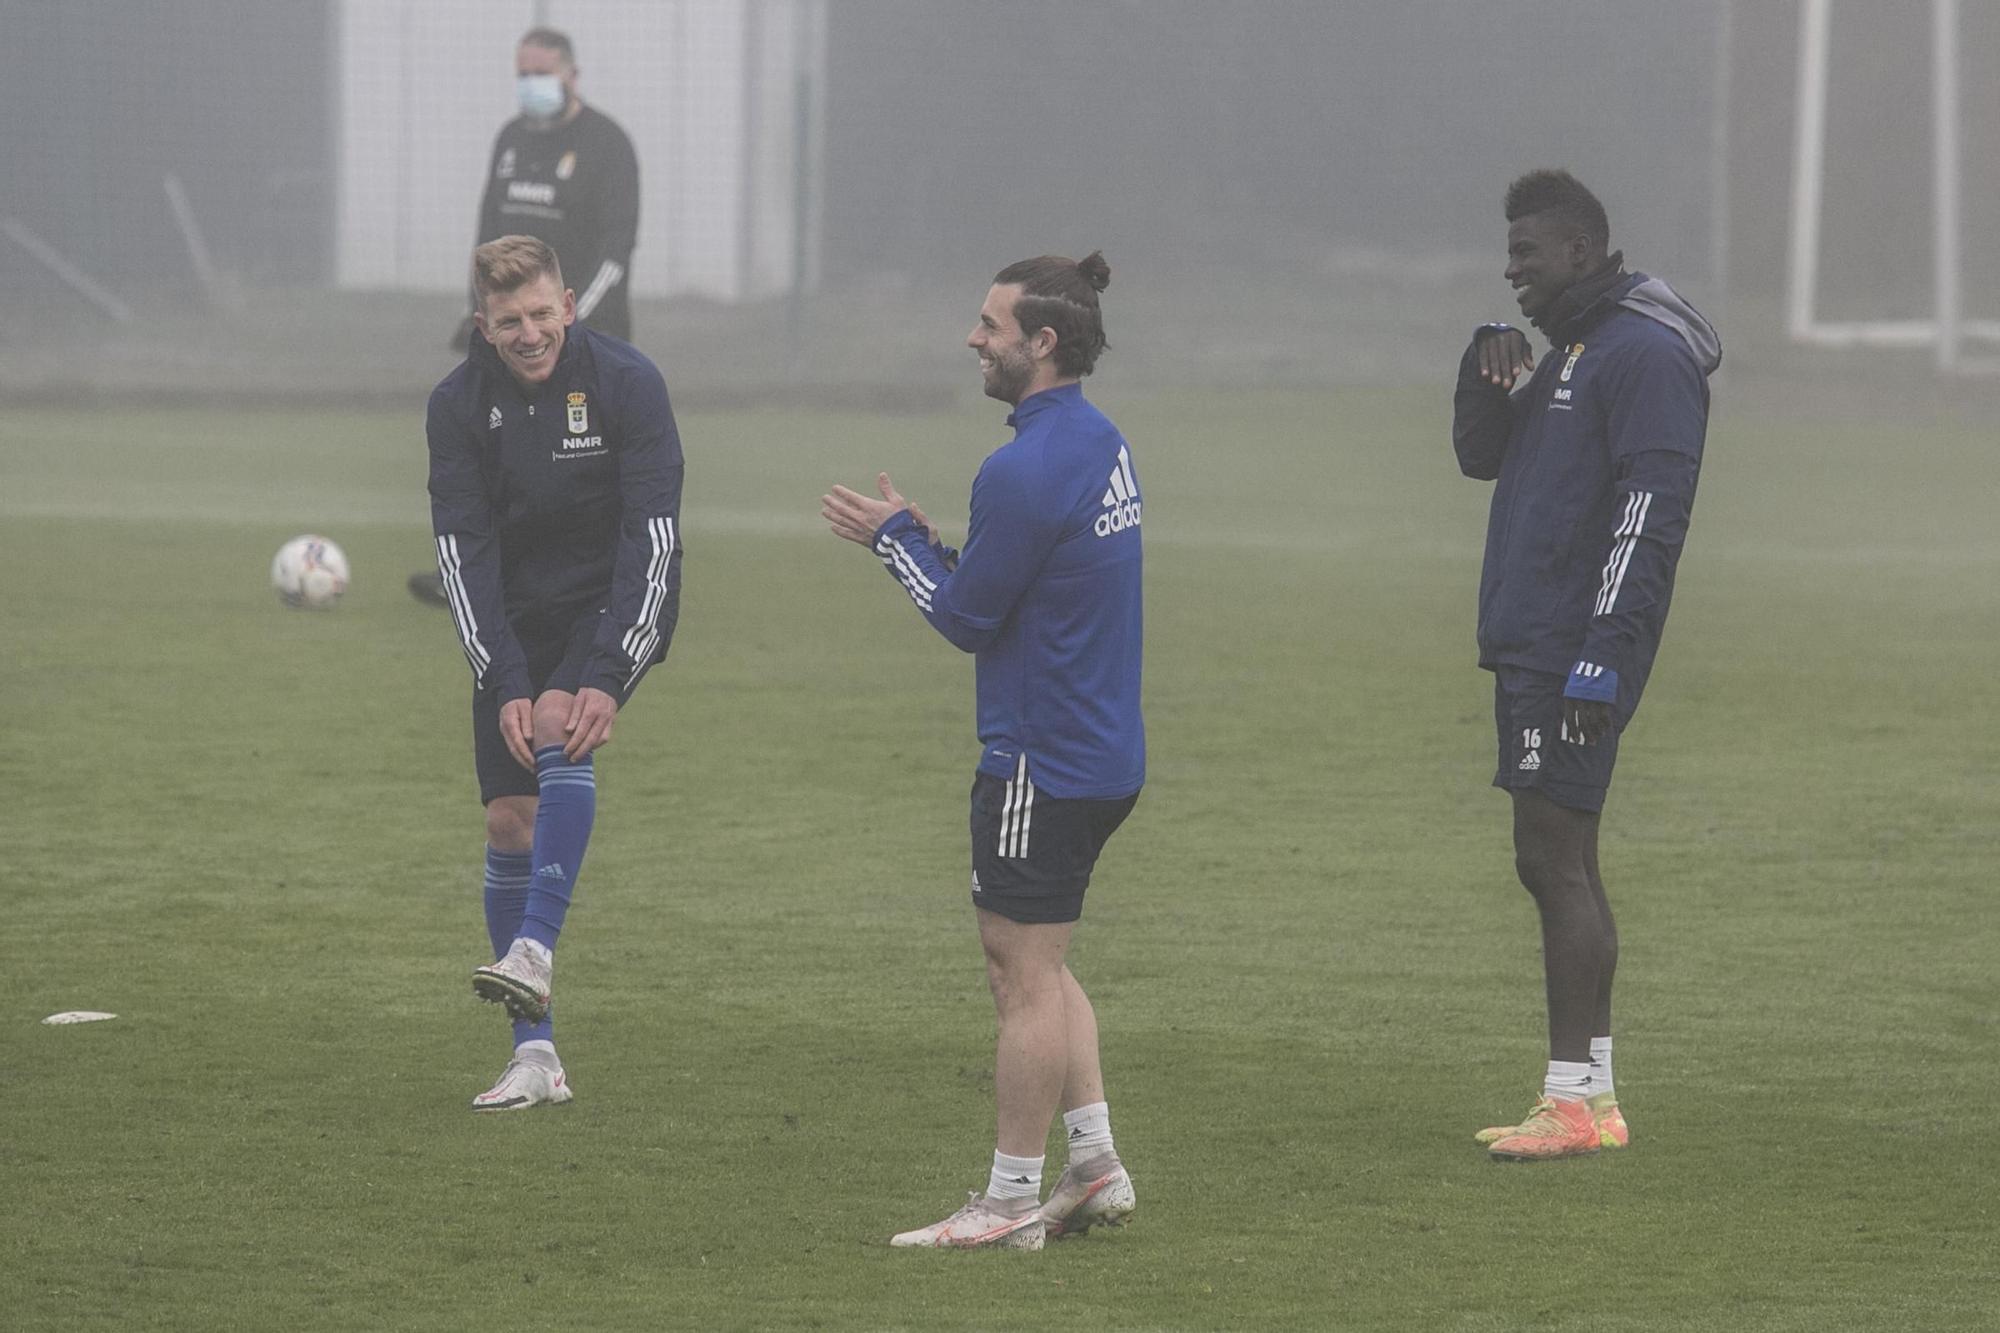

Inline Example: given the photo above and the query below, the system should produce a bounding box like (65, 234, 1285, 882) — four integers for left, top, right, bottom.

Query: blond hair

(472, 235, 565, 308)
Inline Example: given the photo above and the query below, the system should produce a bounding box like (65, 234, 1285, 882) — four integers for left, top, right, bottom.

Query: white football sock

(515, 1039, 558, 1067)
(1542, 1060, 1591, 1103)
(987, 1151, 1043, 1203)
(1062, 1101, 1116, 1163)
(1588, 1036, 1615, 1098)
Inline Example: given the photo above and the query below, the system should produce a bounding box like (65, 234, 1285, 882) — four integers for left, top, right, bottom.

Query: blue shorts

(1491, 666, 1622, 813)
(472, 607, 644, 804)
(969, 763, 1138, 925)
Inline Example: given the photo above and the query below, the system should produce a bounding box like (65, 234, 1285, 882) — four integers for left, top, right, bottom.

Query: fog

(0, 0, 1994, 399)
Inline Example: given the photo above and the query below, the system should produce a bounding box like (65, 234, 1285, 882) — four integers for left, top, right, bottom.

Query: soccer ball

(271, 534, 350, 610)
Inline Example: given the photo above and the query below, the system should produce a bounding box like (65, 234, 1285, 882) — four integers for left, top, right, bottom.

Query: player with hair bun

(823, 252, 1144, 1250)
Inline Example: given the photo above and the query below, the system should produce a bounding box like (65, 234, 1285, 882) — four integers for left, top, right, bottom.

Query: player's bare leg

(978, 910, 1073, 1158)
(1511, 790, 1608, 1064)
(1478, 798, 1628, 1150)
(1580, 824, 1629, 1145)
(1039, 964, 1136, 1235)
(884, 906, 1062, 1248)
(1485, 791, 1610, 1159)
(1059, 966, 1104, 1111)
(485, 796, 537, 857)
(890, 910, 1067, 1250)
(1582, 826, 1617, 1036)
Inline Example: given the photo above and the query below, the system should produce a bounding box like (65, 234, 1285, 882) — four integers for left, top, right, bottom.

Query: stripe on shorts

(998, 752, 1035, 859)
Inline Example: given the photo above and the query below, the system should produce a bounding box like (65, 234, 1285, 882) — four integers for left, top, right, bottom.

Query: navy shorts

(969, 760, 1138, 925)
(1491, 666, 1622, 813)
(472, 607, 642, 804)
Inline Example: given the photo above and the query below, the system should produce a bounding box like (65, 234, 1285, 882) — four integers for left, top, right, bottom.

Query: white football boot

(472, 937, 552, 1023)
(471, 1055, 573, 1111)
(890, 1193, 1045, 1250)
(1038, 1157, 1136, 1237)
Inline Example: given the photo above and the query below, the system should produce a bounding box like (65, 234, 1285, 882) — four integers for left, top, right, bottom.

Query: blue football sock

(521, 745, 595, 950)
(481, 846, 532, 960)
(483, 848, 554, 1046)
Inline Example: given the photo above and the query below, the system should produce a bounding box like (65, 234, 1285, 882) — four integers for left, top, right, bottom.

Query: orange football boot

(1486, 1095, 1600, 1161)
(1587, 1091, 1630, 1148)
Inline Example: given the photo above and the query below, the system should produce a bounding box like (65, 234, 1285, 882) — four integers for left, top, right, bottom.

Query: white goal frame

(1787, 0, 1999, 373)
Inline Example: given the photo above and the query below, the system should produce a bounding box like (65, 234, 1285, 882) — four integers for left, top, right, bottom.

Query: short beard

(981, 348, 1035, 404)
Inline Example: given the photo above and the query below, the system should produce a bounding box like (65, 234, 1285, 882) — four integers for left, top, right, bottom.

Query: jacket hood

(1619, 276, 1723, 377)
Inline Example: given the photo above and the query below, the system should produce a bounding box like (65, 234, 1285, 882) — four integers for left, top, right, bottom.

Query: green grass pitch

(3, 386, 1995, 1330)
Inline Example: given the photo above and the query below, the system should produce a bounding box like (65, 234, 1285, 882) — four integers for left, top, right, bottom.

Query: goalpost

(1787, 0, 1999, 374)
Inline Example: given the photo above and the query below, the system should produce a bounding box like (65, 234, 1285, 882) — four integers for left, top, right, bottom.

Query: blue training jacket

(873, 382, 1145, 800)
(427, 324, 684, 706)
(1452, 271, 1721, 718)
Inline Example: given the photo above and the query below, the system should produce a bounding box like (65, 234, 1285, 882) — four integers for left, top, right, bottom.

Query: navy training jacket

(427, 324, 684, 706)
(1452, 271, 1721, 718)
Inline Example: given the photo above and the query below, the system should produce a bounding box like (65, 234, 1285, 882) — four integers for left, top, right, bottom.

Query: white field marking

(7, 490, 1997, 567)
(43, 1011, 118, 1025)
(2, 490, 431, 528)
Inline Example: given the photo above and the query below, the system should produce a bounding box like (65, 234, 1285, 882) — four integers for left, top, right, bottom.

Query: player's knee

(982, 951, 1060, 1016)
(530, 691, 574, 749)
(982, 955, 1014, 1010)
(485, 796, 536, 852)
(1514, 847, 1584, 900)
(1513, 846, 1550, 892)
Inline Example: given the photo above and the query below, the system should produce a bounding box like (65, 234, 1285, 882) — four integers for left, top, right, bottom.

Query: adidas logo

(489, 405, 503, 430)
(1518, 751, 1541, 772)
(535, 863, 566, 878)
(1095, 444, 1142, 537)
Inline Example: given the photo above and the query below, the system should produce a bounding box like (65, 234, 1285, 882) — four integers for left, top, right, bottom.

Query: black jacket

(477, 105, 640, 339)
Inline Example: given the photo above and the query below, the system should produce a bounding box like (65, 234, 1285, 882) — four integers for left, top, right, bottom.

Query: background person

(415, 25, 642, 607)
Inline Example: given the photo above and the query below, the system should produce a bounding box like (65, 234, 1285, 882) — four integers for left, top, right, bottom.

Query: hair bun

(1076, 250, 1110, 293)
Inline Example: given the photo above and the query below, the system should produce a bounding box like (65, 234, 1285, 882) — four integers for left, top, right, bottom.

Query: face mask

(517, 74, 566, 121)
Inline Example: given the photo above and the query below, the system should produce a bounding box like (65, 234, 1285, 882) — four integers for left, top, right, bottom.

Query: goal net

(1786, 0, 2000, 373)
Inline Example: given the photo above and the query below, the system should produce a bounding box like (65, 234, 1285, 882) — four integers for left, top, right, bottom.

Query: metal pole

(777, 0, 825, 372)
(164, 173, 229, 310)
(1786, 0, 1830, 343)
(1933, 0, 1961, 373)
(787, 65, 810, 374)
(737, 0, 763, 303)
(1708, 0, 1733, 323)
(0, 217, 136, 323)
